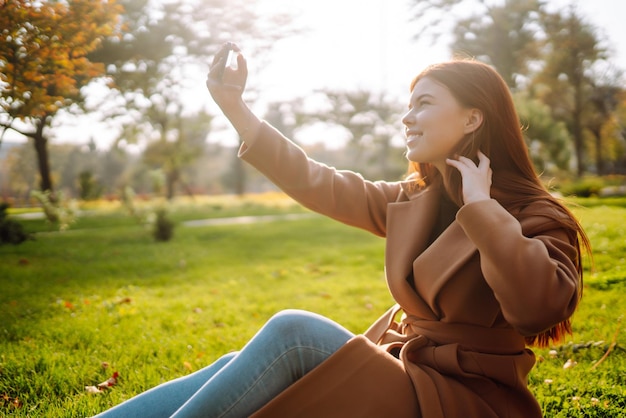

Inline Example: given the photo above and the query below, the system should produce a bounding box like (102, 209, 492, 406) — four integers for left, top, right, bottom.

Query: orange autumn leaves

(0, 0, 123, 119)
(85, 370, 119, 394)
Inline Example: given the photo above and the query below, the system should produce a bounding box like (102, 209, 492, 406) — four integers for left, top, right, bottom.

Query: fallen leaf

(85, 386, 102, 394)
(97, 371, 119, 389)
(563, 358, 577, 369)
(1, 394, 23, 408)
(116, 297, 132, 305)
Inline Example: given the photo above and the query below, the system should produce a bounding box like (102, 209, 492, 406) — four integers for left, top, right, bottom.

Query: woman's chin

(406, 150, 425, 164)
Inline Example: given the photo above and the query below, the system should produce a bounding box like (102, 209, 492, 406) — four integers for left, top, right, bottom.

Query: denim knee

(262, 309, 352, 352)
(265, 310, 316, 335)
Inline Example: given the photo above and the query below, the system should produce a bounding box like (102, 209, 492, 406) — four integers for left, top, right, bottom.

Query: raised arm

(206, 44, 403, 236)
(206, 43, 261, 147)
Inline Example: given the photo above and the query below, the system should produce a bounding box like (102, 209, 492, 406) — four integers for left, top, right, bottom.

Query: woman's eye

(419, 100, 431, 107)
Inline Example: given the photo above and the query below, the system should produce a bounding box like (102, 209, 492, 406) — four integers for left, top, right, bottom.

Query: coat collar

(385, 184, 477, 319)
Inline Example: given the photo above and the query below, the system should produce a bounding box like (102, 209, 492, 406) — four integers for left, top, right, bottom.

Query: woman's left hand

(206, 42, 248, 115)
(446, 151, 492, 205)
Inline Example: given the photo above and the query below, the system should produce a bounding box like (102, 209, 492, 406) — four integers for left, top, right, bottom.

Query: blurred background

(1, 0, 625, 206)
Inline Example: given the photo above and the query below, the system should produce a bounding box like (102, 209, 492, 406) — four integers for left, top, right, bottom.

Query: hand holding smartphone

(207, 42, 247, 104)
(215, 42, 239, 82)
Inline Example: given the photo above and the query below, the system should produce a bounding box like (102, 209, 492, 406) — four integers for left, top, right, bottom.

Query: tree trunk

(573, 122, 585, 178)
(32, 117, 54, 193)
(592, 128, 604, 175)
(572, 80, 585, 177)
(165, 169, 179, 200)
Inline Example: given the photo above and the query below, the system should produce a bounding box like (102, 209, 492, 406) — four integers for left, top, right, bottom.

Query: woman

(95, 44, 589, 418)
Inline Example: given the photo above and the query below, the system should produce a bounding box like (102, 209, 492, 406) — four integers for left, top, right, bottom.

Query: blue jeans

(93, 310, 354, 418)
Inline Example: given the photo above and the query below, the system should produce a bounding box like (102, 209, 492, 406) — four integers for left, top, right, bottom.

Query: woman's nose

(401, 110, 413, 127)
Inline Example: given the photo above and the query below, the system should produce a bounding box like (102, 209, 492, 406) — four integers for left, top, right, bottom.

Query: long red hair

(407, 59, 591, 347)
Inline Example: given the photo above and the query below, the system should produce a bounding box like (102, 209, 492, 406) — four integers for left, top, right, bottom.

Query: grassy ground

(1, 194, 624, 417)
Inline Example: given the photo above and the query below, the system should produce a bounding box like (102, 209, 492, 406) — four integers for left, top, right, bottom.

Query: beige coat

(242, 123, 579, 418)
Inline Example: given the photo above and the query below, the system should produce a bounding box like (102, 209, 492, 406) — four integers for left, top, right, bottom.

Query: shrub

(558, 176, 607, 197)
(30, 190, 77, 231)
(153, 208, 175, 241)
(0, 203, 31, 245)
(78, 170, 103, 201)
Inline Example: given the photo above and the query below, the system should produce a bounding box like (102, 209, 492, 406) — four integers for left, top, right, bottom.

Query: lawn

(1, 194, 624, 417)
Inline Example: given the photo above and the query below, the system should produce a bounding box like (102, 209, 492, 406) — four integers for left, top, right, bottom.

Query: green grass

(1, 195, 625, 417)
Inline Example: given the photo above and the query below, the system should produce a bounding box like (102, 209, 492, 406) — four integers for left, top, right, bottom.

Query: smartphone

(225, 48, 238, 70)
(217, 43, 237, 81)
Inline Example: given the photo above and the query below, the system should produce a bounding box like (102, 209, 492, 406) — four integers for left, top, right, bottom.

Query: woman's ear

(464, 109, 483, 134)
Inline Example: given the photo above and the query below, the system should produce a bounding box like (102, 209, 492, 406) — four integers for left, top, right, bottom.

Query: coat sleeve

(455, 199, 579, 336)
(238, 121, 403, 237)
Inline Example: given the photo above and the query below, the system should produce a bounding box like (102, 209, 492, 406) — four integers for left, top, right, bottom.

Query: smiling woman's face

(401, 77, 474, 171)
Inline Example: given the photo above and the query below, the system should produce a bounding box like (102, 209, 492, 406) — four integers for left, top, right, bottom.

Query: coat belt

(403, 315, 526, 354)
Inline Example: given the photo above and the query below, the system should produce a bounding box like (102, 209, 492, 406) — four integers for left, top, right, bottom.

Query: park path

(182, 213, 314, 227)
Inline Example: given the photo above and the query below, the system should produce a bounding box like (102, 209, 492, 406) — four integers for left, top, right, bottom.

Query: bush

(30, 190, 77, 231)
(78, 170, 103, 201)
(557, 176, 608, 197)
(0, 203, 31, 245)
(153, 208, 175, 241)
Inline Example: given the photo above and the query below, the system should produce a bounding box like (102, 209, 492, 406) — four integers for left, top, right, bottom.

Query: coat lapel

(385, 185, 478, 319)
(412, 221, 478, 311)
(385, 186, 439, 317)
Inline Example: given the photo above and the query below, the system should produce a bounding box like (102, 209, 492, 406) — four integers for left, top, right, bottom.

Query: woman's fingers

(208, 42, 233, 81)
(446, 150, 492, 205)
(206, 42, 248, 97)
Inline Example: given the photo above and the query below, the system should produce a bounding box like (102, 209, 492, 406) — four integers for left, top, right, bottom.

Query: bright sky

(3, 0, 626, 149)
(252, 0, 438, 101)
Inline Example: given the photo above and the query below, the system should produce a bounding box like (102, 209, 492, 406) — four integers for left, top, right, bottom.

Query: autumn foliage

(0, 0, 122, 191)
(0, 0, 122, 118)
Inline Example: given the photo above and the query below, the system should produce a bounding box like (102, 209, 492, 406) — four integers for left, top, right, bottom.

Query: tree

(450, 0, 544, 89)
(294, 90, 406, 180)
(409, 0, 470, 42)
(587, 80, 623, 174)
(532, 7, 606, 176)
(408, 0, 543, 76)
(612, 93, 626, 173)
(513, 92, 571, 174)
(3, 141, 37, 203)
(142, 111, 212, 199)
(0, 0, 122, 193)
